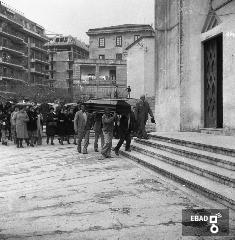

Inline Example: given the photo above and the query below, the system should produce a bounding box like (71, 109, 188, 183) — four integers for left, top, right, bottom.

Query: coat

(27, 110, 38, 131)
(13, 111, 29, 139)
(74, 111, 93, 134)
(57, 112, 67, 136)
(66, 113, 75, 135)
(46, 112, 57, 136)
(135, 99, 154, 124)
(93, 112, 103, 133)
(37, 113, 43, 136)
(118, 111, 136, 135)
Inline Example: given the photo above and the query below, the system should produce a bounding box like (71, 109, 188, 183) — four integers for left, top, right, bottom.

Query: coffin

(84, 98, 136, 114)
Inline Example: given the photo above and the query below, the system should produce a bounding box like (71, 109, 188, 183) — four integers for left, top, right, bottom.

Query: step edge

(131, 144, 235, 184)
(121, 151, 235, 208)
(148, 134, 235, 155)
(135, 138, 235, 167)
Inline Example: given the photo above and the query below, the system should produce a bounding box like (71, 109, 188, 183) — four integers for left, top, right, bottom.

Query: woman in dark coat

(27, 106, 38, 147)
(65, 108, 75, 144)
(57, 108, 66, 145)
(46, 107, 57, 145)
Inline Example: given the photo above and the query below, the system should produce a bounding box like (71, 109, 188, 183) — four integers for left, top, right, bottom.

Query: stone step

(120, 150, 235, 210)
(148, 133, 235, 157)
(134, 138, 235, 171)
(131, 142, 235, 187)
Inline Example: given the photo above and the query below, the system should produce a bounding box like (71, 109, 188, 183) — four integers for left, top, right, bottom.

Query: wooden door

(204, 35, 223, 128)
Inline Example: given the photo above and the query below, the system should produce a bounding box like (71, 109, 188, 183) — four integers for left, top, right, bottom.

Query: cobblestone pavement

(0, 140, 234, 240)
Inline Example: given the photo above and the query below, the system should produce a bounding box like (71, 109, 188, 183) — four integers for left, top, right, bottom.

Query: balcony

(22, 27, 48, 42)
(0, 27, 26, 44)
(80, 77, 116, 86)
(0, 74, 26, 84)
(30, 58, 49, 65)
(30, 43, 48, 53)
(30, 68, 48, 76)
(0, 44, 26, 57)
(0, 11, 23, 28)
(0, 57, 26, 70)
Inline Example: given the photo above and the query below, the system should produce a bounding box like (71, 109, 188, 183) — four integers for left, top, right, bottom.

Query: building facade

(155, 0, 235, 133)
(44, 35, 89, 100)
(73, 24, 154, 100)
(0, 1, 49, 97)
(126, 36, 155, 99)
(87, 24, 154, 60)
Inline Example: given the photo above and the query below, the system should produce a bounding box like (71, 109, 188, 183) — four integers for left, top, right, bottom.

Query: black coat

(27, 111, 38, 131)
(57, 112, 67, 136)
(118, 111, 136, 135)
(46, 112, 57, 136)
(65, 113, 74, 135)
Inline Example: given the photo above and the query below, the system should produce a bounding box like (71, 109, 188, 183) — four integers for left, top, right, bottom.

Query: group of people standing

(0, 105, 43, 147)
(0, 95, 155, 159)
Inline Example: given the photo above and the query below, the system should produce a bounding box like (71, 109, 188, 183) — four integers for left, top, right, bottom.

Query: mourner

(74, 104, 93, 154)
(114, 108, 136, 155)
(0, 109, 8, 145)
(135, 94, 155, 139)
(66, 108, 75, 144)
(11, 106, 19, 144)
(99, 108, 117, 159)
(46, 107, 57, 145)
(13, 107, 29, 148)
(27, 106, 38, 147)
(93, 111, 104, 152)
(36, 108, 43, 145)
(57, 108, 67, 145)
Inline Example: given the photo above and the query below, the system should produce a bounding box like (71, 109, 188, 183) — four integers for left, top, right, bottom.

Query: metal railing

(0, 27, 25, 42)
(1, 57, 24, 67)
(1, 41, 25, 54)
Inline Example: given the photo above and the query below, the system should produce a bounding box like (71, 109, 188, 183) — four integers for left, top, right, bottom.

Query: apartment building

(44, 35, 89, 99)
(0, 1, 49, 96)
(73, 24, 154, 99)
(87, 24, 154, 60)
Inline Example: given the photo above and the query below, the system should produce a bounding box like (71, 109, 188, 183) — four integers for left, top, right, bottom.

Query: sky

(3, 0, 154, 44)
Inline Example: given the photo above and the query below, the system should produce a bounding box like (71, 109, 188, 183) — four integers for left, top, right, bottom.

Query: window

(134, 35, 140, 41)
(116, 54, 122, 60)
(99, 37, 105, 48)
(116, 36, 122, 47)
(99, 55, 105, 60)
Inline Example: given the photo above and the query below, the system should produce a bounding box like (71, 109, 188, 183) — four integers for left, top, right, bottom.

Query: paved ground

(0, 139, 234, 240)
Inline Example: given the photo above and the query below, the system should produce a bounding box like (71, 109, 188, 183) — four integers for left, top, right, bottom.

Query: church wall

(180, 0, 209, 130)
(155, 0, 181, 131)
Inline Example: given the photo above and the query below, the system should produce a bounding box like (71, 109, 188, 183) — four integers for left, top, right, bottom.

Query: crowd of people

(0, 95, 155, 159)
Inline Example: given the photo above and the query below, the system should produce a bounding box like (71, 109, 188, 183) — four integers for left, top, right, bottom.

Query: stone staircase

(120, 132, 235, 210)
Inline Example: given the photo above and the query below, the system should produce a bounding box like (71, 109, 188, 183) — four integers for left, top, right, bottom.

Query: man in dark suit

(113, 109, 136, 156)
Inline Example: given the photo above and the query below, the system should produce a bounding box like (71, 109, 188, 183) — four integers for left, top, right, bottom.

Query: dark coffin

(84, 99, 131, 115)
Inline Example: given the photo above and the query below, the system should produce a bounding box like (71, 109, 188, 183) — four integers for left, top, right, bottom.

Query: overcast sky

(4, 0, 154, 43)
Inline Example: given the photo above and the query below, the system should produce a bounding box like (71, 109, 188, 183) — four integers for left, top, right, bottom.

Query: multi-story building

(74, 24, 154, 99)
(87, 24, 154, 60)
(0, 1, 49, 96)
(44, 35, 89, 100)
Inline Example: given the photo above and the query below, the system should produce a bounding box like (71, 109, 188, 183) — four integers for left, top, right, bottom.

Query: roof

(44, 35, 89, 51)
(87, 24, 154, 35)
(125, 35, 154, 50)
